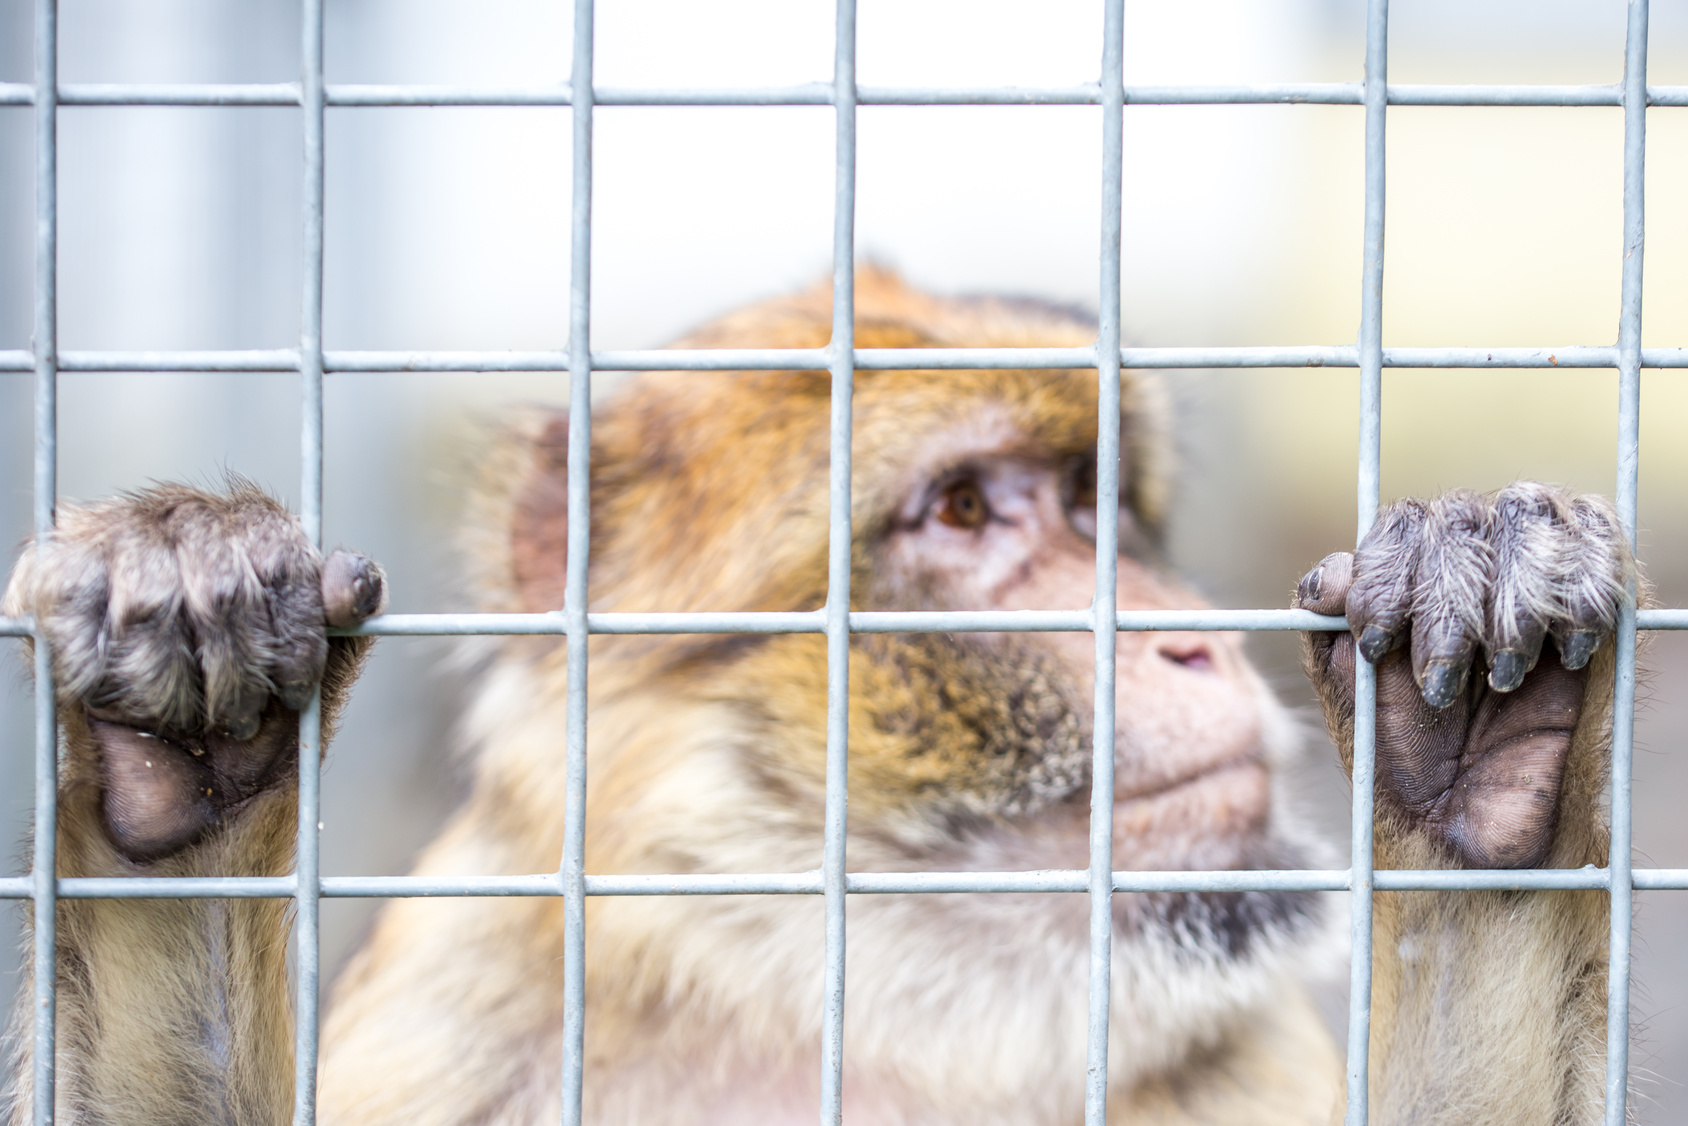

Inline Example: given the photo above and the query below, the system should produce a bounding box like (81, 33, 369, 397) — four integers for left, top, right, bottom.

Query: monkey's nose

(1155, 640, 1213, 671)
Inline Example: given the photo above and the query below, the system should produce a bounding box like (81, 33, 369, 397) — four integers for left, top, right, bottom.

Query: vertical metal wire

(559, 0, 595, 1122)
(1084, 1, 1125, 1124)
(292, 0, 327, 1121)
(292, 704, 324, 1126)
(1346, 1, 1388, 1123)
(1605, 2, 1648, 1121)
(30, 0, 59, 1120)
(818, 1, 856, 1123)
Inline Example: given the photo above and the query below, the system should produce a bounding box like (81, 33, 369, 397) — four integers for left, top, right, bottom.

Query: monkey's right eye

(935, 479, 989, 529)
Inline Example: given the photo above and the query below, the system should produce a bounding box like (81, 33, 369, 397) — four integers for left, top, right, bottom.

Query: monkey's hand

(1294, 483, 1631, 870)
(2, 483, 385, 863)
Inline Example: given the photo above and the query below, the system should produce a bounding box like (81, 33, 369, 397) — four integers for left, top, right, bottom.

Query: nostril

(1159, 644, 1213, 671)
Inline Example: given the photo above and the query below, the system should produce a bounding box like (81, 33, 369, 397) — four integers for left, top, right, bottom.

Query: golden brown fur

(6, 270, 1622, 1125)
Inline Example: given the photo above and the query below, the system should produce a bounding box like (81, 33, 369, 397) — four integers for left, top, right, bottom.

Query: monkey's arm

(1297, 484, 1623, 1126)
(1, 485, 384, 1126)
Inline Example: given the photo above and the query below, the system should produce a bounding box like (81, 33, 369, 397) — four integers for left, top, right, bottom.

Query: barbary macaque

(4, 271, 1630, 1125)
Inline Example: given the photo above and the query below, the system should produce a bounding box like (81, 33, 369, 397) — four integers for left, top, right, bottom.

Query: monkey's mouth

(1115, 753, 1265, 802)
(1112, 755, 1271, 843)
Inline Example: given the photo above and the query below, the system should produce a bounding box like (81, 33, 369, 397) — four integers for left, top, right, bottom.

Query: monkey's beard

(1123, 839, 1325, 964)
(852, 631, 1326, 966)
(823, 627, 1330, 1109)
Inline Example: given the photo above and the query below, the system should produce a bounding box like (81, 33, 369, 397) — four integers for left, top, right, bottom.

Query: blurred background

(3, 0, 1688, 1112)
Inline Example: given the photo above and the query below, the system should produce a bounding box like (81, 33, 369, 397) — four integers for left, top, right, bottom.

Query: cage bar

(1605, 2, 1651, 1121)
(15, 606, 1688, 640)
(818, 0, 858, 1121)
(557, 1, 597, 1124)
(10, 343, 1688, 375)
(28, 0, 59, 1121)
(1084, 1, 1126, 1123)
(6, 79, 1688, 109)
(290, 0, 328, 1121)
(18, 862, 1688, 904)
(1343, 1, 1388, 1123)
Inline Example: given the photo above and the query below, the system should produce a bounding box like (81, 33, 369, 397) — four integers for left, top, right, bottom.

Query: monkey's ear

(460, 406, 574, 613)
(509, 408, 573, 613)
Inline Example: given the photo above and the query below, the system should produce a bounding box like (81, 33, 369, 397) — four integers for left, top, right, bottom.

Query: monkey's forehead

(609, 364, 1149, 462)
(594, 364, 1164, 536)
(641, 267, 1167, 463)
(584, 270, 1173, 543)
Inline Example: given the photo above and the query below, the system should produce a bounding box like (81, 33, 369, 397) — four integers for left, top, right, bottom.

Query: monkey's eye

(934, 479, 989, 529)
(1071, 458, 1098, 511)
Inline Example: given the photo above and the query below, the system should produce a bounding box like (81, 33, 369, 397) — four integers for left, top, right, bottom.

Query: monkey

(2, 269, 1631, 1125)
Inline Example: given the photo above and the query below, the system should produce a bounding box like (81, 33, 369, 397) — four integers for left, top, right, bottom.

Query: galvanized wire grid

(0, 1, 1684, 1124)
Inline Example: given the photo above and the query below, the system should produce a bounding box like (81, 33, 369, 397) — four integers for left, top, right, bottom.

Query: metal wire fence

(1, 1, 1685, 1124)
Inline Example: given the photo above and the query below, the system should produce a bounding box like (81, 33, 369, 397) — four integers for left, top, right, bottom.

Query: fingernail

(1419, 660, 1465, 709)
(1487, 649, 1530, 692)
(352, 576, 376, 616)
(1298, 567, 1323, 605)
(1560, 629, 1600, 670)
(279, 679, 313, 711)
(1358, 625, 1393, 663)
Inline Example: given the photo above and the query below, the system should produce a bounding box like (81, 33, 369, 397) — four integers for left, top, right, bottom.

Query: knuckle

(1557, 497, 1628, 627)
(1411, 491, 1491, 637)
(1487, 492, 1561, 643)
(20, 484, 331, 730)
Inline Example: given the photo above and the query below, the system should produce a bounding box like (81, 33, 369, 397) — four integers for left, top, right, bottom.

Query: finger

(1483, 483, 1560, 692)
(93, 522, 205, 730)
(1295, 551, 1353, 616)
(1408, 491, 1492, 709)
(1550, 495, 1628, 670)
(322, 550, 388, 628)
(174, 503, 277, 739)
(30, 535, 118, 706)
(252, 526, 331, 714)
(1298, 552, 1353, 705)
(1347, 500, 1427, 664)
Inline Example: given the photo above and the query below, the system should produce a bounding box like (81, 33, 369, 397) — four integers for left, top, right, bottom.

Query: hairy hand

(3, 482, 385, 861)
(1296, 483, 1630, 869)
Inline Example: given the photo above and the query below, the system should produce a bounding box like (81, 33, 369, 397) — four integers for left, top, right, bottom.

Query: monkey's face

(850, 396, 1286, 883)
(582, 365, 1302, 889)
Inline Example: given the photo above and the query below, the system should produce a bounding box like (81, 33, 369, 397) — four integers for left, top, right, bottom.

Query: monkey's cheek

(1112, 759, 1272, 869)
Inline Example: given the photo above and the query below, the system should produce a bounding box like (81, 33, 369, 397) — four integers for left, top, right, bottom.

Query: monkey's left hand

(1294, 483, 1633, 869)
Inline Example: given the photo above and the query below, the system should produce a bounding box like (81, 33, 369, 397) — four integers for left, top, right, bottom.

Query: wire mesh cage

(2, 1, 1687, 1124)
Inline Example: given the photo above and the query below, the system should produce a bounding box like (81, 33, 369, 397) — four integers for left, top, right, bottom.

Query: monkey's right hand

(2, 483, 385, 862)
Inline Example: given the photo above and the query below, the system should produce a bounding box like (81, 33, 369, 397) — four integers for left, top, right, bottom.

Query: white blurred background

(3, 0, 1688, 1113)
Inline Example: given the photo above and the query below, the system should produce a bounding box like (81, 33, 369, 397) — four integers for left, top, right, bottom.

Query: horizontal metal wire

(4, 345, 1688, 375)
(5, 864, 1682, 901)
(333, 608, 1348, 636)
(0, 349, 304, 372)
(2, 81, 1688, 109)
(9, 609, 1688, 638)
